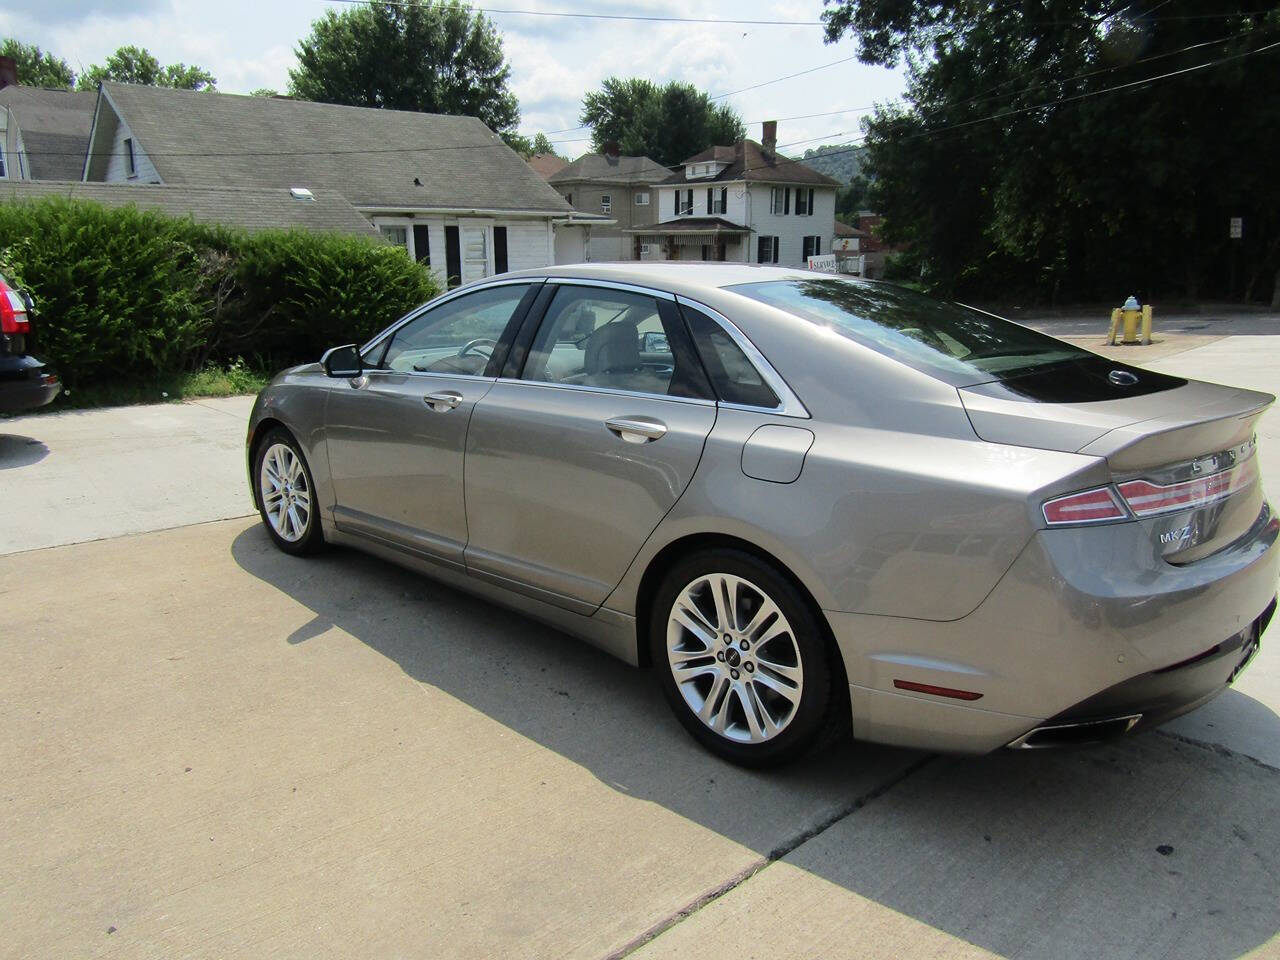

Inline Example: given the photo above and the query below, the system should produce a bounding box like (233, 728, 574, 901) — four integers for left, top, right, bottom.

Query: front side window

(679, 189, 693, 215)
(634, 191, 649, 206)
(601, 194, 612, 213)
(376, 283, 533, 376)
(796, 190, 808, 216)
(521, 286, 710, 399)
(757, 236, 779, 264)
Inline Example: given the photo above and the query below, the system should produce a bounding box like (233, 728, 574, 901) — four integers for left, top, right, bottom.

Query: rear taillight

(1042, 486, 1128, 525)
(1118, 457, 1258, 518)
(0, 282, 30, 335)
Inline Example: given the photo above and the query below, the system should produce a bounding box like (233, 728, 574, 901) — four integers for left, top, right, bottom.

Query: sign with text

(807, 254, 838, 272)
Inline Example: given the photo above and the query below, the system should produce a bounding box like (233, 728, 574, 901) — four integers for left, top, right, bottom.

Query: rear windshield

(727, 277, 1092, 387)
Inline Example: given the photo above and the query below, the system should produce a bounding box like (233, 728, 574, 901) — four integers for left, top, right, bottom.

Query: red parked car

(0, 272, 61, 413)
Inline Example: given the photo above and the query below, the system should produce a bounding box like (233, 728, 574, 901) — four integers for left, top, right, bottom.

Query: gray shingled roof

(656, 140, 839, 187)
(0, 86, 97, 181)
(0, 180, 380, 236)
(89, 83, 573, 215)
(549, 153, 670, 185)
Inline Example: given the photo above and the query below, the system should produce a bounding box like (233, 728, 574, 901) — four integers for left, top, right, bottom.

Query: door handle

(605, 416, 668, 444)
(424, 390, 463, 412)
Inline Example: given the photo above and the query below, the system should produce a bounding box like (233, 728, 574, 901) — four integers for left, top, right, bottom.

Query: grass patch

(15, 359, 272, 415)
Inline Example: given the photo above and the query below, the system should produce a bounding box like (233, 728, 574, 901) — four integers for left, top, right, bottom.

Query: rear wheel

(650, 549, 838, 766)
(254, 428, 324, 556)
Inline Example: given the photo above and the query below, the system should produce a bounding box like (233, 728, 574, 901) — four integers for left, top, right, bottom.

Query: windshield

(727, 277, 1090, 387)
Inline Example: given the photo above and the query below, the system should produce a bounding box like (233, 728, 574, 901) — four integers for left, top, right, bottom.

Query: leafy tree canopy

(288, 0, 520, 139)
(0, 38, 75, 88)
(580, 77, 745, 167)
(821, 1, 1280, 304)
(531, 132, 559, 157)
(77, 45, 216, 91)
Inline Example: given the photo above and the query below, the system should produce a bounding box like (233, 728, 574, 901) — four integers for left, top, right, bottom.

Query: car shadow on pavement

(0, 433, 49, 469)
(231, 526, 1280, 960)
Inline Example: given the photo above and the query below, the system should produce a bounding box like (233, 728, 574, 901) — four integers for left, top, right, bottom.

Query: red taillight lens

(0, 283, 30, 335)
(1118, 457, 1258, 518)
(1042, 486, 1128, 526)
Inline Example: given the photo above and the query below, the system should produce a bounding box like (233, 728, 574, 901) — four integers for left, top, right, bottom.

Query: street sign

(1230, 217, 1243, 239)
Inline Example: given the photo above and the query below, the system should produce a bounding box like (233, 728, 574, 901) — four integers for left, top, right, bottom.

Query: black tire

(253, 427, 325, 556)
(649, 548, 841, 767)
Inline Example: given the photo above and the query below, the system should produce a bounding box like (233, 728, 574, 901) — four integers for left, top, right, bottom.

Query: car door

(324, 280, 540, 566)
(464, 281, 718, 613)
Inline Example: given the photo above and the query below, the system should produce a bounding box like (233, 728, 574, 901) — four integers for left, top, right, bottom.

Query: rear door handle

(424, 390, 463, 412)
(605, 416, 668, 444)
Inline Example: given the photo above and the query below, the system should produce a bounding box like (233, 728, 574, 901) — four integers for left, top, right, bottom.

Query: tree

(531, 132, 559, 157)
(249, 88, 280, 98)
(822, 1, 1280, 303)
(580, 77, 745, 166)
(288, 0, 520, 138)
(0, 38, 75, 88)
(77, 45, 216, 91)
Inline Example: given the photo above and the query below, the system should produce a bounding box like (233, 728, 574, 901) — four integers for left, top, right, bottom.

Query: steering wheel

(458, 337, 498, 358)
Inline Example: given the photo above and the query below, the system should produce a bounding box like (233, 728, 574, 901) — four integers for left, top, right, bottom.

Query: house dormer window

(124, 137, 137, 177)
(0, 144, 7, 180)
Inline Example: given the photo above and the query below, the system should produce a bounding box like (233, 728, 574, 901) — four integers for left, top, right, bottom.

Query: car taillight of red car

(0, 279, 31, 335)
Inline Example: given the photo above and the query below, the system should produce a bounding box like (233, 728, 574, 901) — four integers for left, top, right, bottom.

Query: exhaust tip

(1007, 714, 1142, 750)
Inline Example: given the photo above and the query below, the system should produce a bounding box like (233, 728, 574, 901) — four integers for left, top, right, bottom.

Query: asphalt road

(2, 336, 1278, 959)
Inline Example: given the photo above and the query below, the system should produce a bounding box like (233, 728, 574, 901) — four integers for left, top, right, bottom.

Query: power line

(34, 36, 1279, 167)
(710, 54, 863, 101)
(324, 0, 824, 26)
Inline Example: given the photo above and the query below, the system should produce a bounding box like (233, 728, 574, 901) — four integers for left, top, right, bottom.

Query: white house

(80, 82, 609, 288)
(626, 122, 839, 267)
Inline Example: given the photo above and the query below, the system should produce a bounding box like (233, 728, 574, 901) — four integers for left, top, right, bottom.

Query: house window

(757, 236, 779, 264)
(124, 137, 137, 177)
(805, 188, 815, 216)
(639, 243, 653, 256)
(0, 144, 6, 179)
(380, 225, 408, 249)
(634, 192, 649, 206)
(565, 193, 572, 205)
(796, 190, 808, 216)
(600, 194, 612, 213)
(707, 187, 726, 215)
(678, 189, 693, 216)
(771, 187, 791, 216)
(802, 235, 822, 259)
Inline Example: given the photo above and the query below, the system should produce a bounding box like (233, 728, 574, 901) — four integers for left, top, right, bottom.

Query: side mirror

(321, 344, 362, 378)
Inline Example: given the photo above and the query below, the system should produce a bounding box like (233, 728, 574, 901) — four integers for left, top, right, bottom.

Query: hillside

(798, 144, 866, 185)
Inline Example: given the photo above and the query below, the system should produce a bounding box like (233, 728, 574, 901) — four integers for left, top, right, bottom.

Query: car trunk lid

(959, 360, 1274, 561)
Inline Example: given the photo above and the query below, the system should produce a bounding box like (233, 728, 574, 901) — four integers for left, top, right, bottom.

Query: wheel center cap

(724, 648, 741, 668)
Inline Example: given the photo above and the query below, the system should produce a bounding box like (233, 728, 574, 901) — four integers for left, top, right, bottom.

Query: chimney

(0, 57, 18, 89)
(762, 120, 777, 156)
(603, 140, 620, 159)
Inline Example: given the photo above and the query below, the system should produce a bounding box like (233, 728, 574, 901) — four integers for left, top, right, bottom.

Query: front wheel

(650, 549, 840, 767)
(254, 428, 324, 556)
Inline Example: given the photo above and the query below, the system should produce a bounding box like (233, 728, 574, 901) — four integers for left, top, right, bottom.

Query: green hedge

(0, 197, 440, 389)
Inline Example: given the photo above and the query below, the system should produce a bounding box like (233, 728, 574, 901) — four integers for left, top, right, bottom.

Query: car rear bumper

(0, 354, 61, 413)
(827, 501, 1280, 753)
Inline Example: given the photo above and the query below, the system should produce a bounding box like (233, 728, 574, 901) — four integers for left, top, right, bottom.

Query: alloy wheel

(665, 572, 804, 744)
(259, 442, 312, 543)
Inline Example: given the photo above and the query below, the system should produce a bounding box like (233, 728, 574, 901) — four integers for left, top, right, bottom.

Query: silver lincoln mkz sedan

(247, 264, 1278, 766)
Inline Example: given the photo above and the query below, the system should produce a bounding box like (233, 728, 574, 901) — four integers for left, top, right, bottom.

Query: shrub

(0, 197, 439, 390)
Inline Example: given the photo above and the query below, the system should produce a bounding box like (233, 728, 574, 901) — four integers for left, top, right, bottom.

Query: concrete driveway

(2, 336, 1278, 959)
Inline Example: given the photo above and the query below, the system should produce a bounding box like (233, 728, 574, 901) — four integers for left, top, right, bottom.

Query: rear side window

(681, 306, 780, 409)
(728, 277, 1096, 387)
(521, 286, 712, 400)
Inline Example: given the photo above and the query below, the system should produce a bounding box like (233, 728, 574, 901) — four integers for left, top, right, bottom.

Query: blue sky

(0, 0, 907, 156)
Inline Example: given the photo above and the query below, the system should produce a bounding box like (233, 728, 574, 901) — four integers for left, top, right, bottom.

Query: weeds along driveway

(2, 516, 1277, 959)
(0, 395, 255, 555)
